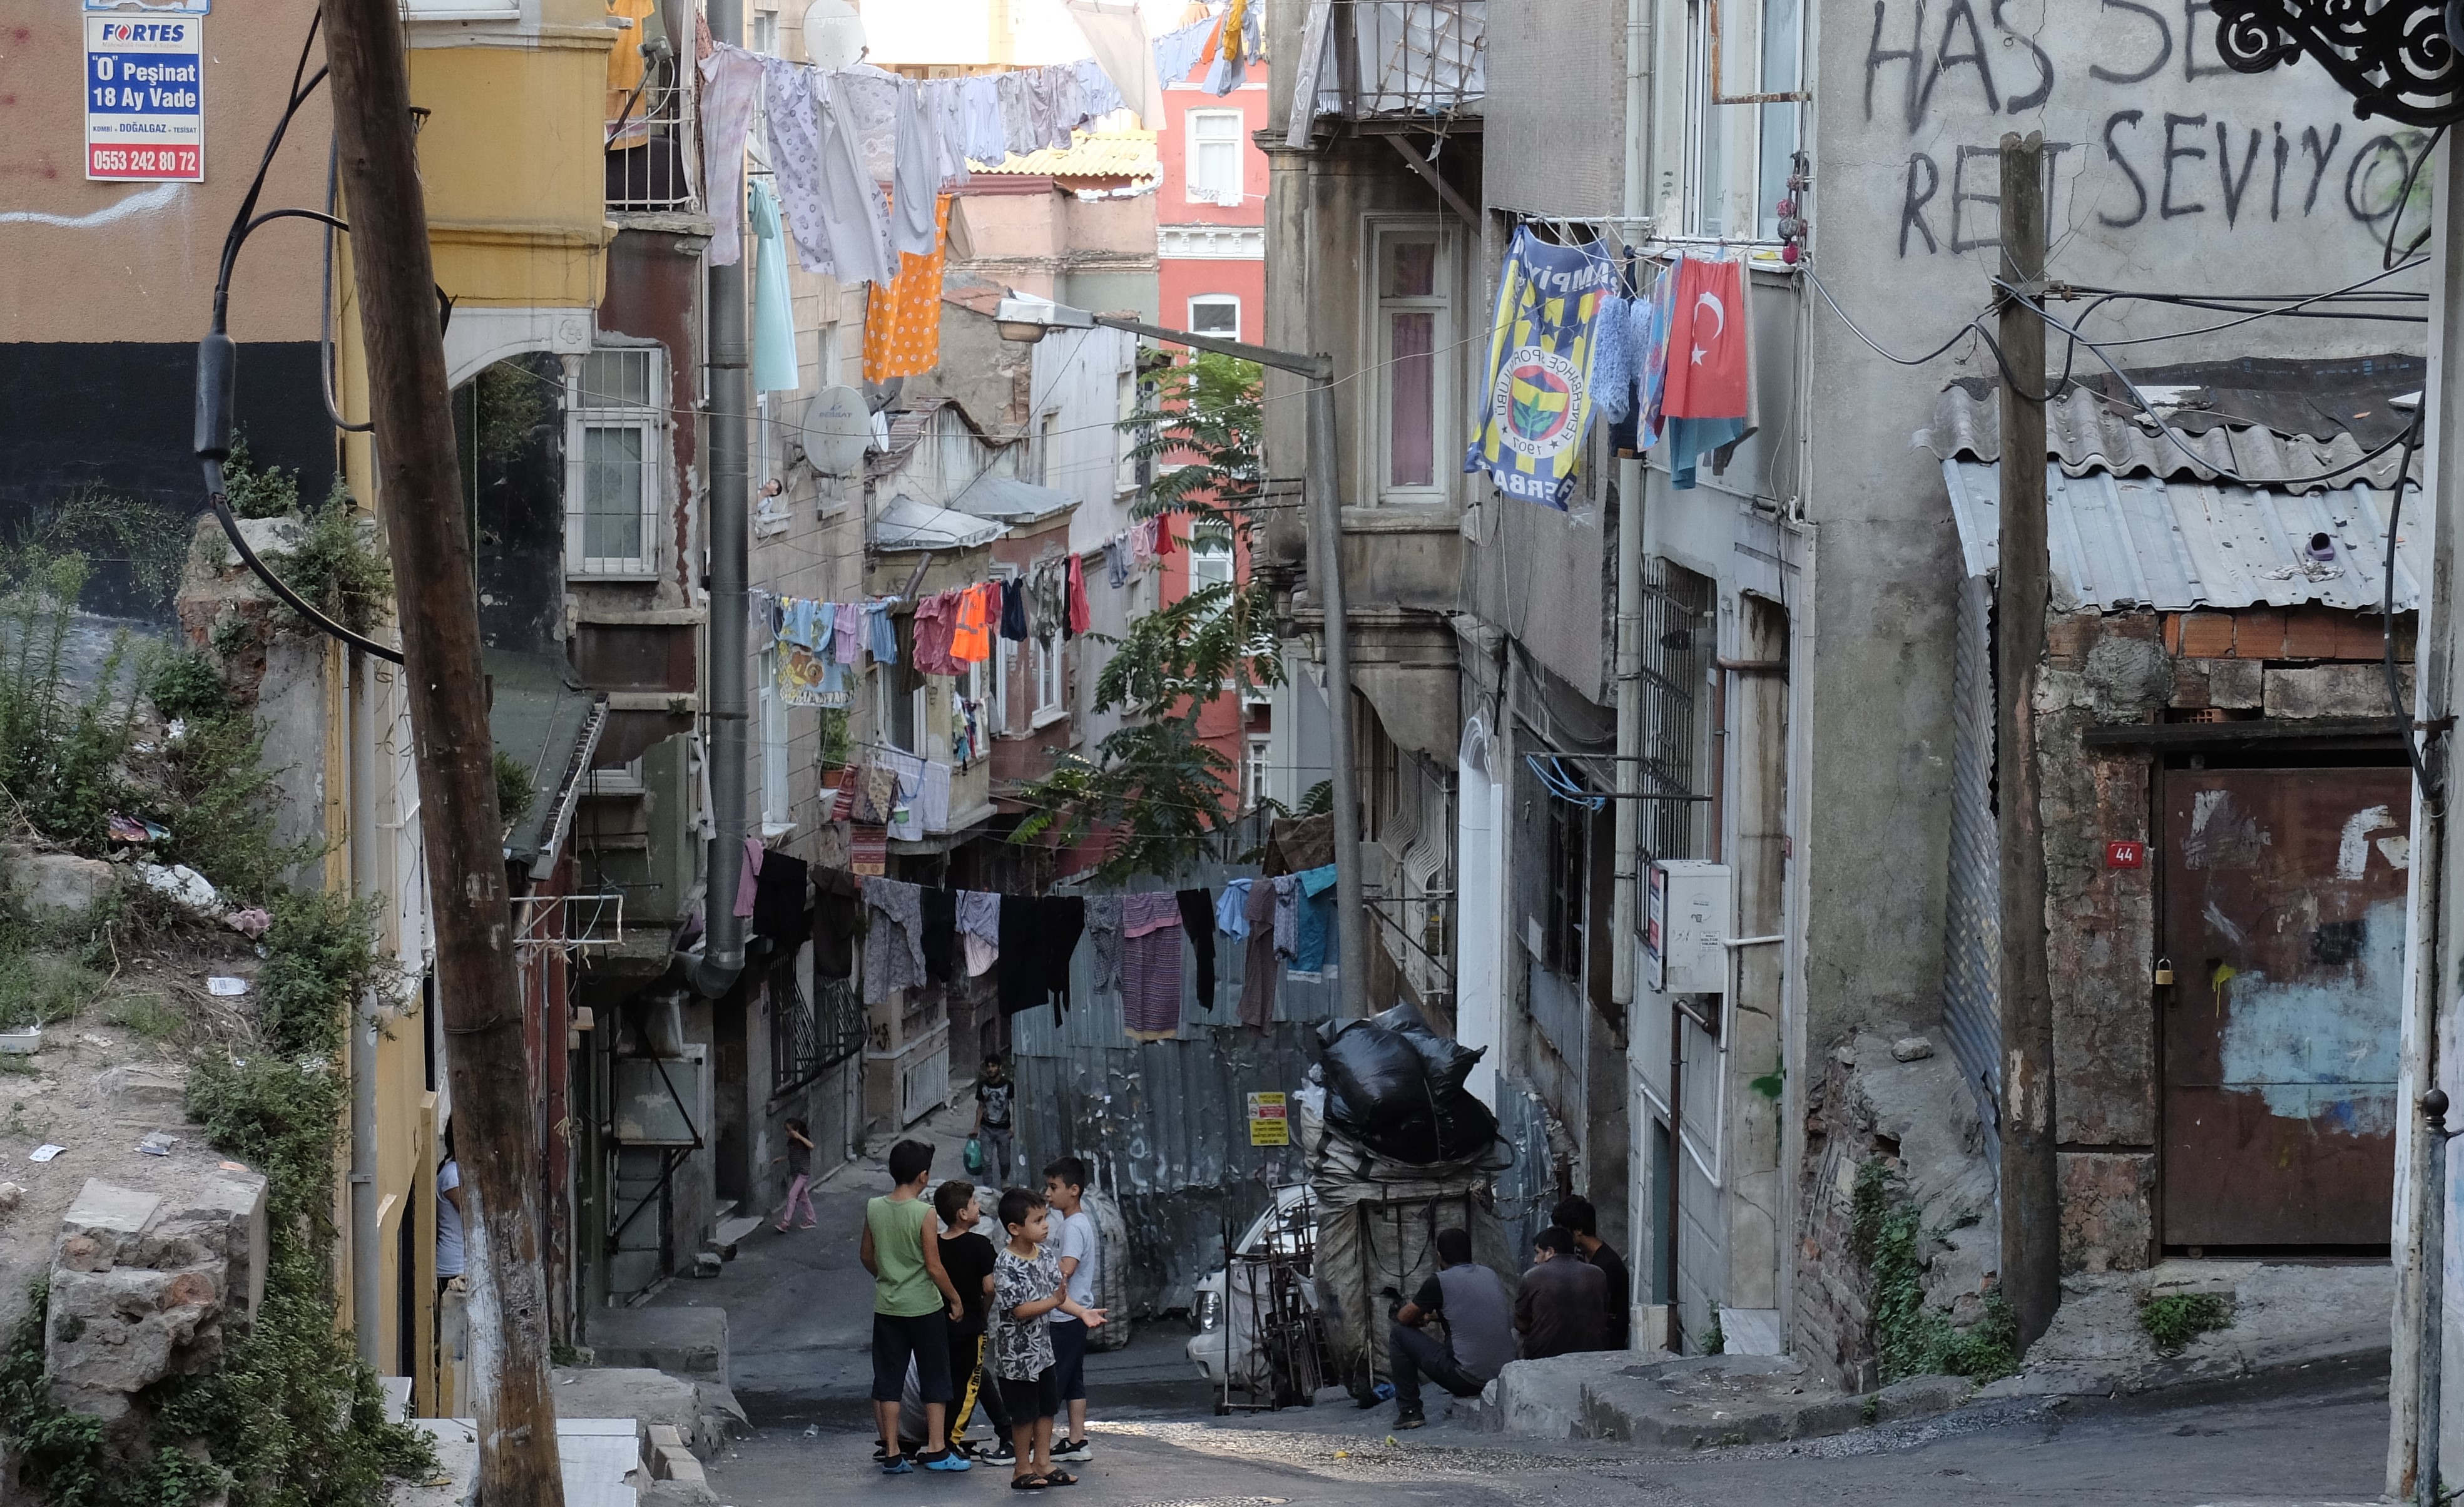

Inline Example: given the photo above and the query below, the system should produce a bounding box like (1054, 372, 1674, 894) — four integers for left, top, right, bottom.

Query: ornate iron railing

(2211, 0, 2464, 127)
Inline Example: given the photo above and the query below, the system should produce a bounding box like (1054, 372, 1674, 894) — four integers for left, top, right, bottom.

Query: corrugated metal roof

(872, 493, 1003, 551)
(957, 474, 1076, 523)
(969, 127, 1159, 185)
(1917, 380, 2411, 493)
(1942, 459, 2423, 613)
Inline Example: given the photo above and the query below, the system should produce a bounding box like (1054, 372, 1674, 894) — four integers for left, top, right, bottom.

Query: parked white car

(1186, 1183, 1316, 1386)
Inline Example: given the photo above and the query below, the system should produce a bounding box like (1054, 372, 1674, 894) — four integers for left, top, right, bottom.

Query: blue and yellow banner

(1464, 228, 1616, 511)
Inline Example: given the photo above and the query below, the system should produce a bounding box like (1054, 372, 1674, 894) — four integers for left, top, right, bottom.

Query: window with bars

(770, 963, 864, 1097)
(1638, 559, 1716, 866)
(567, 347, 666, 577)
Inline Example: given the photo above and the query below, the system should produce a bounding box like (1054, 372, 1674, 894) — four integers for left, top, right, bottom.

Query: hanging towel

(1589, 292, 1632, 424)
(863, 195, 952, 381)
(888, 79, 941, 257)
(698, 46, 765, 266)
(862, 877, 926, 1004)
(1176, 888, 1218, 1009)
(1085, 895, 1125, 994)
(750, 181, 802, 393)
(850, 759, 900, 825)
(1121, 923, 1183, 1040)
(1000, 577, 1029, 641)
(835, 600, 863, 663)
(917, 759, 952, 832)
(960, 75, 1009, 164)
(959, 889, 1002, 976)
(1064, 1, 1164, 126)
(755, 849, 811, 948)
(1238, 872, 1278, 1034)
(1216, 877, 1252, 940)
(1293, 863, 1340, 976)
(735, 835, 763, 919)
(920, 885, 959, 983)
(1066, 554, 1091, 636)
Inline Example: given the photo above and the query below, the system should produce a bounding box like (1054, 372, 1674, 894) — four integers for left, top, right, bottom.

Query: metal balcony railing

(608, 64, 700, 215)
(1293, 0, 1485, 135)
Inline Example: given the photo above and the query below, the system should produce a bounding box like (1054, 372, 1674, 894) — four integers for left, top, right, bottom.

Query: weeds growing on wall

(494, 748, 533, 829)
(218, 437, 302, 522)
(0, 556, 145, 851)
(1853, 1159, 2017, 1385)
(0, 485, 193, 622)
(260, 481, 393, 637)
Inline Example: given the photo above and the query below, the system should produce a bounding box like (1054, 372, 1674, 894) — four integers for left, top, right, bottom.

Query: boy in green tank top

(861, 1138, 968, 1472)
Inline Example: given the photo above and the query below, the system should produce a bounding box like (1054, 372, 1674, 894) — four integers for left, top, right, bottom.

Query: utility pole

(1994, 130, 2059, 1353)
(319, 1, 566, 1499)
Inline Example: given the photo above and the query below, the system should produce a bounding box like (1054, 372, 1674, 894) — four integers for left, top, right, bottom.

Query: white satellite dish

(800, 0, 867, 68)
(801, 385, 872, 475)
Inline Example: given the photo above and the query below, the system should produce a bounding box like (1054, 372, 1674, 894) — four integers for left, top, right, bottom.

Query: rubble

(5, 846, 118, 917)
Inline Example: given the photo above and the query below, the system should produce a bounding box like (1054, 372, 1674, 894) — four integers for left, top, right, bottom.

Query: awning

(957, 474, 1077, 525)
(485, 649, 608, 876)
(872, 493, 1003, 552)
(1941, 459, 2423, 615)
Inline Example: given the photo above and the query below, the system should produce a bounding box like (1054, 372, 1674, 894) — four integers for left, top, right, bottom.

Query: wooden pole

(318, 2, 566, 1498)
(1995, 130, 2060, 1353)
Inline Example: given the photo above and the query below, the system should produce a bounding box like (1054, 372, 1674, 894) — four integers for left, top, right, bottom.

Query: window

(758, 649, 792, 835)
(878, 618, 923, 753)
(1185, 110, 1243, 204)
(1369, 223, 1451, 504)
(1031, 633, 1064, 725)
(1245, 735, 1272, 811)
(1187, 295, 1240, 339)
(567, 347, 665, 576)
(1037, 411, 1059, 486)
(1115, 371, 1140, 498)
(1186, 520, 1234, 619)
(1687, 0, 1803, 240)
(751, 8, 778, 55)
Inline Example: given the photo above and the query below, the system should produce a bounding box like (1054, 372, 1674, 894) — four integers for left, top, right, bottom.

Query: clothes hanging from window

(1238, 874, 1278, 1034)
(862, 877, 925, 1004)
(951, 580, 993, 663)
(1129, 519, 1155, 571)
(924, 79, 972, 186)
(813, 867, 860, 979)
(1072, 56, 1125, 121)
(1293, 863, 1340, 976)
(1104, 537, 1129, 588)
(1154, 514, 1174, 558)
(1120, 892, 1184, 1040)
(1176, 887, 1217, 1009)
(912, 591, 961, 675)
(1000, 578, 1029, 640)
(1027, 556, 1067, 640)
(1026, 65, 1071, 150)
(863, 195, 952, 381)
(759, 55, 832, 272)
(996, 895, 1084, 1019)
(1271, 874, 1300, 959)
(1066, 554, 1090, 636)
(916, 759, 952, 833)
(959, 889, 1002, 976)
(960, 74, 1008, 163)
(833, 600, 863, 664)
(1589, 292, 1633, 424)
(867, 599, 902, 663)
(1062, 1, 1164, 125)
(755, 849, 812, 948)
(831, 62, 901, 178)
(735, 835, 763, 919)
(888, 79, 942, 257)
(850, 759, 900, 825)
(698, 47, 765, 266)
(1216, 877, 1251, 941)
(749, 589, 779, 651)
(920, 884, 959, 983)
(813, 69, 899, 288)
(995, 71, 1034, 157)
(1150, 13, 1213, 88)
(1084, 895, 1124, 995)
(884, 750, 927, 839)
(750, 180, 802, 394)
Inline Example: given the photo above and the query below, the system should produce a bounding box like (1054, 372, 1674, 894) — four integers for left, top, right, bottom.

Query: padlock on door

(2154, 957, 2174, 986)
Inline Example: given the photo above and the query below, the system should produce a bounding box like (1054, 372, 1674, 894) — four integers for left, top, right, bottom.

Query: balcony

(1291, 0, 1485, 136)
(606, 49, 698, 215)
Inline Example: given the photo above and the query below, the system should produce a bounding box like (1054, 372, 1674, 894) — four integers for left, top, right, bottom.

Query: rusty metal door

(2161, 768, 2407, 1248)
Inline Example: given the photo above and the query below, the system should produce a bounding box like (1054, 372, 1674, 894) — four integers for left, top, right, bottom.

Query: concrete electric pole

(1994, 131, 2060, 1354)
(317, 1, 568, 1498)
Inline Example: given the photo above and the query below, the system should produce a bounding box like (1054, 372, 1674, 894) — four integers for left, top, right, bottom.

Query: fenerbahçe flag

(1464, 228, 1617, 511)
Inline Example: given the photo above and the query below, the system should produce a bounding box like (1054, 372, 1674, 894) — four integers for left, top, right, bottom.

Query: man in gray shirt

(1388, 1227, 1515, 1429)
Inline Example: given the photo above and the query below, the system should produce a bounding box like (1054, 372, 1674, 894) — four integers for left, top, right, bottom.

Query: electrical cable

(2383, 126, 2445, 270)
(2383, 414, 2443, 809)
(320, 135, 374, 436)
(1802, 266, 1985, 367)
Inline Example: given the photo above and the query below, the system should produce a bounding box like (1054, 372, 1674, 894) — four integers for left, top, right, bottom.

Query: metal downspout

(689, 0, 749, 999)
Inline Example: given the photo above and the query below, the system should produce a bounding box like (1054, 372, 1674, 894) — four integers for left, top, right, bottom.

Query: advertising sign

(1245, 1092, 1288, 1147)
(85, 13, 204, 183)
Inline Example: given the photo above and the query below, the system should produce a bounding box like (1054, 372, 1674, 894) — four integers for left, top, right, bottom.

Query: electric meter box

(1646, 860, 1731, 994)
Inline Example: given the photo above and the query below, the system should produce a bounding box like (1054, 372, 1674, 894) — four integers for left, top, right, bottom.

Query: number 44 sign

(85, 13, 205, 183)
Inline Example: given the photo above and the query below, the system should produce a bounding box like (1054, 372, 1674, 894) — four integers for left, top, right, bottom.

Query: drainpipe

(688, 0, 748, 999)
(349, 652, 380, 1366)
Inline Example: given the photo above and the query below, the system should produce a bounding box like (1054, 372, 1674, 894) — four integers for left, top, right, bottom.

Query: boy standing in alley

(935, 1180, 1014, 1463)
(860, 1139, 969, 1473)
(773, 1118, 817, 1232)
(1041, 1157, 1101, 1464)
(993, 1186, 1105, 1489)
(975, 1055, 1015, 1181)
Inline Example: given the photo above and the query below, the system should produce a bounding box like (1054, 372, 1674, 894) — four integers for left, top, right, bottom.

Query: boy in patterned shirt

(991, 1187, 1104, 1489)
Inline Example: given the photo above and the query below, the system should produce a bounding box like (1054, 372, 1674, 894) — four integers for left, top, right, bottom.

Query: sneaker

(1054, 1438, 1092, 1463)
(921, 1449, 974, 1473)
(1394, 1408, 1426, 1431)
(880, 1454, 914, 1474)
(981, 1440, 1018, 1466)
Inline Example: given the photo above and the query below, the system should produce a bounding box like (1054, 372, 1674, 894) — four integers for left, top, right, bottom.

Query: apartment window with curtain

(1368, 221, 1451, 504)
(1188, 294, 1240, 339)
(1186, 520, 1234, 618)
(1185, 109, 1243, 204)
(568, 346, 666, 577)
(1245, 735, 1272, 811)
(1031, 633, 1065, 724)
(1687, 0, 1803, 240)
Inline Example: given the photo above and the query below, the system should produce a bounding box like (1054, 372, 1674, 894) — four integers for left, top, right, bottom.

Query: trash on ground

(223, 907, 272, 938)
(206, 977, 250, 996)
(29, 1145, 66, 1163)
(138, 862, 220, 912)
(138, 1132, 177, 1157)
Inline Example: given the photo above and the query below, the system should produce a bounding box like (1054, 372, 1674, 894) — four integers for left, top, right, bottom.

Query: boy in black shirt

(934, 1180, 1013, 1463)
(1550, 1195, 1631, 1351)
(974, 1056, 1014, 1182)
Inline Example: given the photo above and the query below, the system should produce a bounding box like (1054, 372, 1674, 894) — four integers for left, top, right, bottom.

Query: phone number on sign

(90, 146, 199, 176)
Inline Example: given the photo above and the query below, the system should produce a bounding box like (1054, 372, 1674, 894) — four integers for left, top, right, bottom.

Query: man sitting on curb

(1388, 1227, 1515, 1429)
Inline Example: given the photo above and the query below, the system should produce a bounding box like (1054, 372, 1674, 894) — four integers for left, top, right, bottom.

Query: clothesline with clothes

(805, 859, 1341, 1045)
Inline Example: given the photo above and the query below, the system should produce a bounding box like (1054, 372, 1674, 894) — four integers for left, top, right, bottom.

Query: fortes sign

(84, 13, 204, 182)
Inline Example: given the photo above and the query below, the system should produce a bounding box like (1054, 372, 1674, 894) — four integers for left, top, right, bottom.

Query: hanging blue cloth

(750, 181, 802, 395)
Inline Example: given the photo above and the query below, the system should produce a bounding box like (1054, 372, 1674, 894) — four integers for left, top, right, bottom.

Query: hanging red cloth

(1066, 554, 1091, 637)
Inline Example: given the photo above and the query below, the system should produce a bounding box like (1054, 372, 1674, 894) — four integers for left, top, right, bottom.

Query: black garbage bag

(1375, 1003, 1499, 1161)
(1316, 1005, 1499, 1163)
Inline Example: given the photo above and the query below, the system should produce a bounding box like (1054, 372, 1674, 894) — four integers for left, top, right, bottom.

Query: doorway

(2158, 765, 2406, 1250)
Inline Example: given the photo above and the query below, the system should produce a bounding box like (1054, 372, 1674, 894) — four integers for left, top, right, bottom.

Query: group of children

(862, 1135, 1107, 1488)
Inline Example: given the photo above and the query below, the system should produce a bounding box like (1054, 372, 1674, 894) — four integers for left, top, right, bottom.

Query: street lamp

(995, 296, 1370, 1018)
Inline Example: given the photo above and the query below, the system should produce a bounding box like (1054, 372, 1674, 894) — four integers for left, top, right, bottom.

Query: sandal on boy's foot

(920, 1449, 973, 1472)
(1009, 1475, 1048, 1491)
(1039, 1471, 1079, 1487)
(1054, 1439, 1092, 1463)
(879, 1454, 913, 1474)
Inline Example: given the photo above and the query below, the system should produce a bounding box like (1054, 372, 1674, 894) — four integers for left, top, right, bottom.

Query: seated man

(1387, 1227, 1516, 1429)
(1514, 1226, 1607, 1360)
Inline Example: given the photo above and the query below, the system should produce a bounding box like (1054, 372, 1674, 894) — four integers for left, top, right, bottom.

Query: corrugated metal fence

(1010, 857, 1342, 1315)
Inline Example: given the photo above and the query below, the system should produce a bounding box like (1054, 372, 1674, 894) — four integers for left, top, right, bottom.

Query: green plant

(2139, 1292, 2231, 1354)
(259, 482, 392, 636)
(154, 710, 318, 907)
(1701, 1313, 1725, 1356)
(494, 750, 534, 828)
(0, 486, 193, 622)
(220, 436, 302, 521)
(0, 953, 106, 1032)
(820, 706, 852, 768)
(1855, 1158, 2017, 1385)
(0, 556, 145, 850)
(146, 651, 231, 723)
(253, 892, 391, 1063)
(108, 994, 183, 1043)
(1119, 350, 1263, 524)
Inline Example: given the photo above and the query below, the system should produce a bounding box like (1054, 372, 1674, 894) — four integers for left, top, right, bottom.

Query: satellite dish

(801, 0, 867, 68)
(801, 385, 871, 475)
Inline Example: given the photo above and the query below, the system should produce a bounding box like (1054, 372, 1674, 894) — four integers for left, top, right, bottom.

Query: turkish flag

(1659, 257, 1748, 420)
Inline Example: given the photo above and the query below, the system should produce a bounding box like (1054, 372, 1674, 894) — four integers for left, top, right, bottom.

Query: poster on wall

(84, 10, 205, 183)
